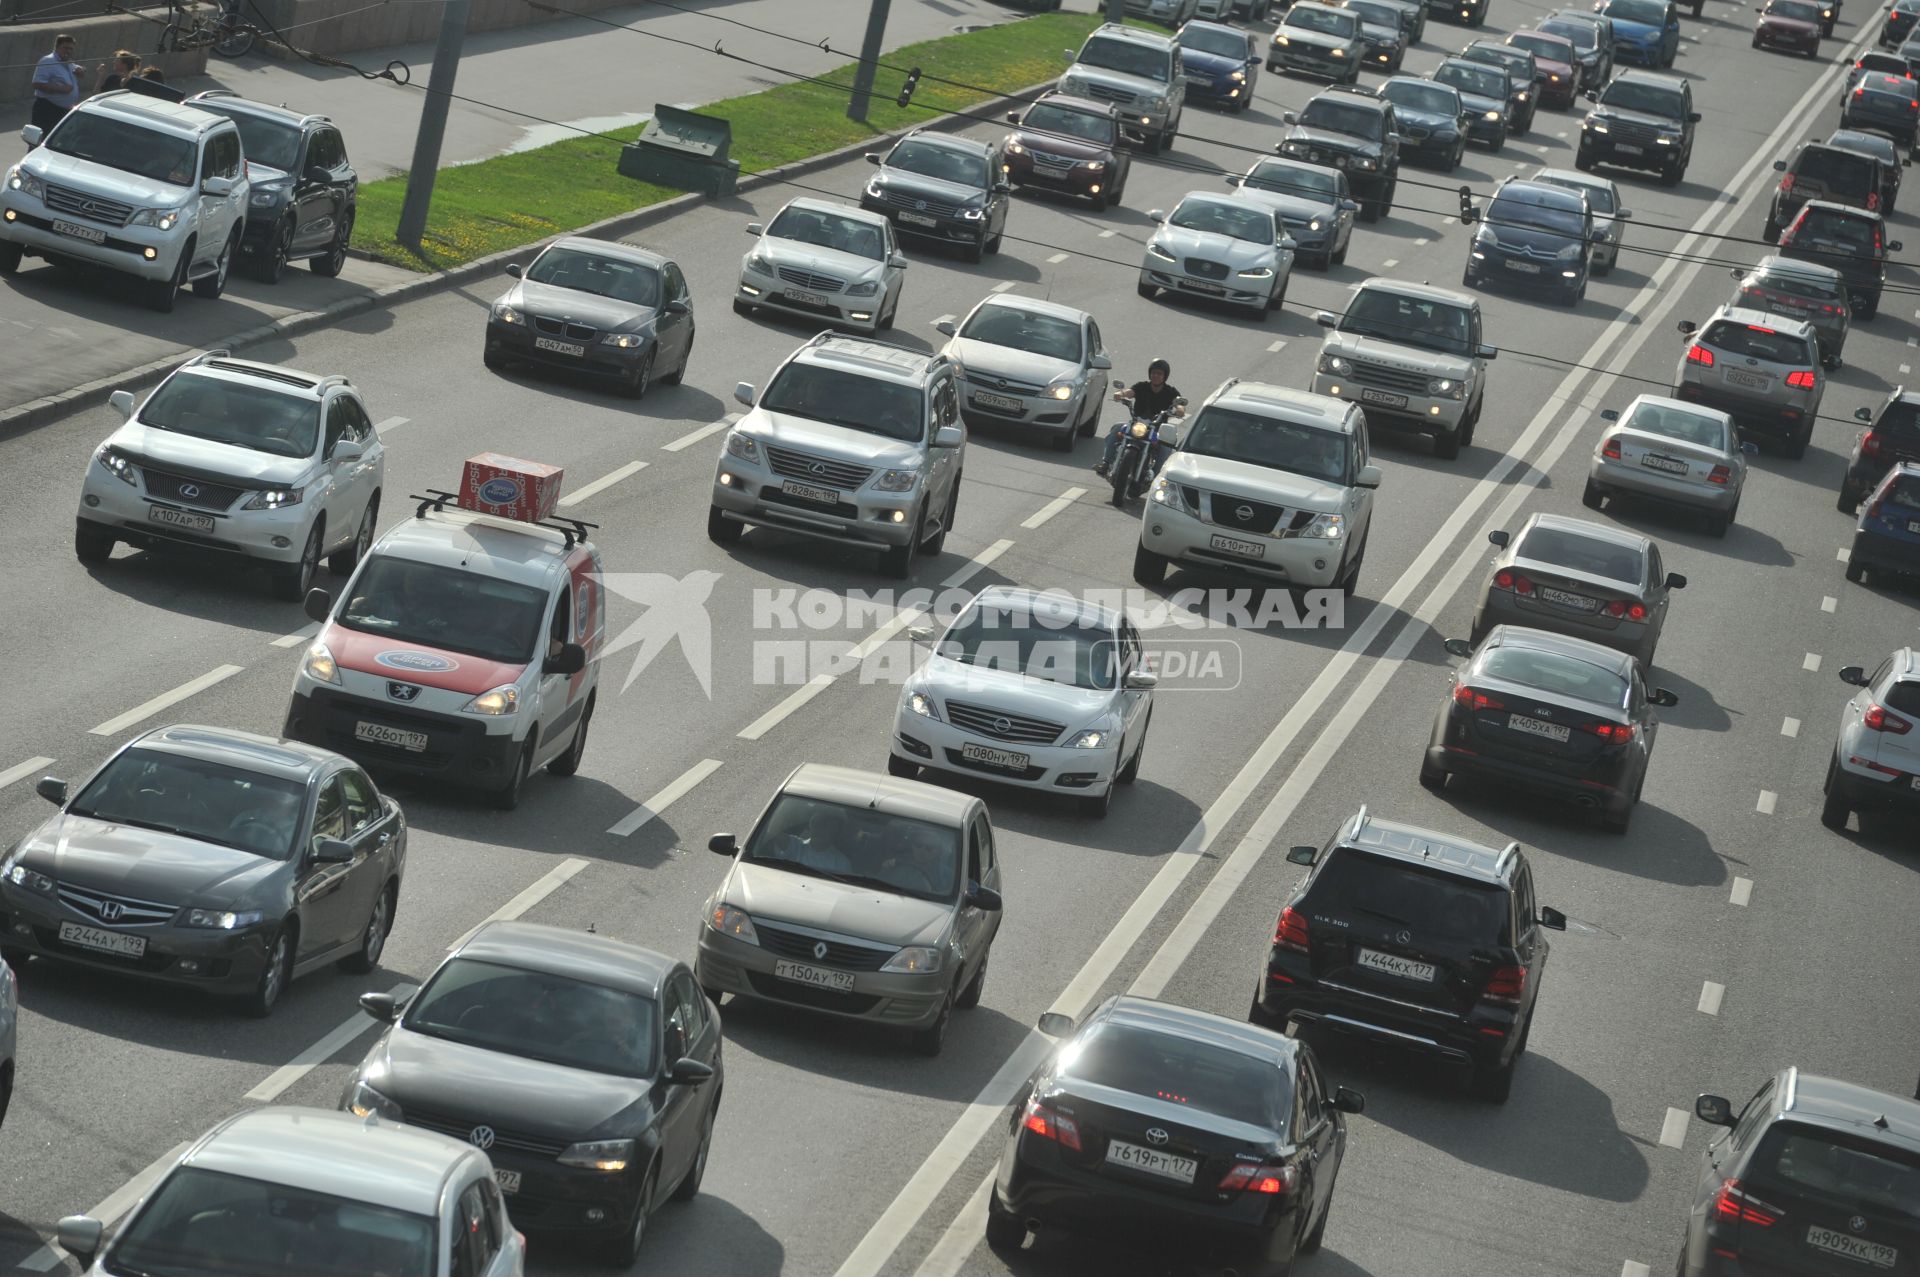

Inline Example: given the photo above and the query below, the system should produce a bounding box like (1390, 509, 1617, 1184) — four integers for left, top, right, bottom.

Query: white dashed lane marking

(1804, 652, 1822, 672)
(990, 281, 1017, 293)
(1021, 487, 1086, 530)
(1621, 1263, 1651, 1277)
(89, 665, 244, 736)
(1382, 258, 1399, 268)
(270, 623, 319, 649)
(608, 761, 724, 836)
(1046, 251, 1070, 264)
(1698, 981, 1725, 1016)
(1821, 595, 1838, 613)
(662, 412, 740, 453)
(559, 460, 648, 508)
(1658, 1107, 1691, 1148)
(1267, 339, 1287, 352)
(1837, 547, 1850, 562)
(1781, 717, 1800, 738)
(1756, 790, 1777, 815)
(0, 757, 54, 791)
(245, 980, 420, 1102)
(1731, 877, 1753, 906)
(1098, 228, 1116, 238)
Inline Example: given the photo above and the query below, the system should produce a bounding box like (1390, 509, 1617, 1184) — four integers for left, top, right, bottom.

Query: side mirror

(1676, 319, 1697, 336)
(20, 124, 43, 146)
(733, 381, 756, 407)
(1479, 343, 1499, 359)
(934, 318, 958, 336)
(34, 776, 66, 806)
(1286, 845, 1318, 866)
(1857, 406, 1876, 422)
(1148, 208, 1168, 223)
(303, 165, 331, 187)
(1727, 267, 1743, 280)
(1279, 234, 1298, 251)
(1892, 240, 1906, 252)
(890, 253, 908, 268)
(1839, 664, 1868, 685)
(1487, 529, 1511, 548)
(664, 298, 691, 315)
(993, 180, 1012, 194)
(1089, 353, 1112, 370)
(966, 883, 1005, 911)
(708, 832, 738, 856)
(1583, 89, 1598, 101)
(303, 587, 333, 624)
(1590, 226, 1607, 241)
(201, 175, 234, 196)
(359, 991, 400, 1023)
(1356, 464, 1382, 489)
(312, 837, 356, 864)
(1665, 572, 1687, 589)
(1600, 408, 1620, 421)
(865, 152, 882, 165)
(934, 425, 964, 449)
(1316, 311, 1338, 328)
(1006, 110, 1021, 124)
(1538, 906, 1568, 931)
(329, 439, 363, 462)
(1037, 1011, 1075, 1037)
(505, 262, 523, 279)
(543, 642, 586, 676)
(55, 1218, 103, 1264)
(109, 389, 135, 419)
(1650, 687, 1679, 707)
(1741, 441, 1759, 454)
(1694, 1093, 1737, 1127)
(1333, 1086, 1366, 1114)
(1282, 110, 1300, 124)
(1443, 637, 1474, 658)
(907, 625, 935, 645)
(1773, 160, 1787, 172)
(667, 1057, 716, 1086)
(745, 222, 764, 236)
(1125, 668, 1159, 691)
(1618, 209, 1632, 220)
(1226, 174, 1244, 186)
(1688, 110, 1702, 122)
(1340, 198, 1360, 211)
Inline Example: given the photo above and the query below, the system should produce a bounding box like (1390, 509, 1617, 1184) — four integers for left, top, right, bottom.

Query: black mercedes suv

(1250, 807, 1567, 1102)
(1276, 85, 1402, 221)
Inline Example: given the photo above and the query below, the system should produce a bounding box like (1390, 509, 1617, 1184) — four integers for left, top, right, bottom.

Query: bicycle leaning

(158, 0, 257, 60)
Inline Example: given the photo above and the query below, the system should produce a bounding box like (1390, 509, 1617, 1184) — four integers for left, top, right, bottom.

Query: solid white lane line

(662, 413, 739, 453)
(1781, 717, 1800, 738)
(1622, 1263, 1651, 1277)
(1659, 1107, 1691, 1149)
(1731, 876, 1753, 906)
(1266, 339, 1287, 353)
(0, 757, 54, 791)
(372, 415, 410, 435)
(21, 1139, 195, 1265)
(1803, 652, 1822, 672)
(1821, 595, 1838, 613)
(607, 761, 723, 837)
(738, 675, 836, 740)
(1698, 981, 1725, 1016)
(559, 460, 648, 508)
(944, 539, 1015, 589)
(89, 665, 244, 736)
(913, 1170, 998, 1277)
(245, 981, 419, 1103)
(1046, 251, 1070, 264)
(990, 281, 1016, 293)
(1757, 790, 1777, 814)
(446, 858, 595, 949)
(271, 622, 320, 649)
(1021, 488, 1085, 530)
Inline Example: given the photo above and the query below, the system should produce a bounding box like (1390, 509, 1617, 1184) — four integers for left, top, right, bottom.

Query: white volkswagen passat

(888, 586, 1156, 818)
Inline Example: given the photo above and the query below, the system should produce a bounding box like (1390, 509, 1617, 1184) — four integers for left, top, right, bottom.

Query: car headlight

(847, 279, 880, 296)
(881, 945, 943, 973)
(127, 205, 185, 230)
(249, 183, 288, 207)
(1585, 120, 1608, 133)
(1308, 218, 1323, 231)
(1274, 34, 1291, 44)
(1353, 156, 1377, 169)
(874, 467, 920, 492)
(462, 685, 519, 716)
(745, 252, 773, 275)
(1147, 241, 1176, 261)
(95, 443, 138, 486)
(559, 1139, 636, 1172)
(345, 1080, 402, 1121)
(303, 642, 341, 686)
(494, 304, 523, 325)
(1319, 352, 1350, 374)
(1045, 377, 1077, 400)
(1083, 159, 1107, 171)
(602, 332, 646, 348)
(709, 903, 758, 944)
(725, 430, 760, 462)
(960, 202, 987, 221)
(1066, 727, 1115, 749)
(1238, 266, 1275, 278)
(864, 181, 885, 200)
(243, 484, 304, 510)
(4, 863, 53, 895)
(906, 690, 942, 720)
(1150, 475, 1194, 513)
(1655, 134, 1675, 145)
(1428, 376, 1466, 399)
(1331, 47, 1347, 56)
(1557, 244, 1583, 259)
(1484, 109, 1502, 121)
(1282, 139, 1308, 155)
(1230, 69, 1247, 81)
(5, 166, 44, 200)
(1299, 512, 1345, 539)
(182, 908, 265, 929)
(1549, 73, 1560, 82)
(1007, 140, 1026, 155)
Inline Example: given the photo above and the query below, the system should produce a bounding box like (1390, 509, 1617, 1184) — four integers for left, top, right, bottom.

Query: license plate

(1909, 520, 1920, 534)
(148, 505, 215, 533)
(780, 479, 842, 507)
(355, 721, 429, 753)
(58, 921, 146, 959)
(1725, 369, 1771, 390)
(961, 741, 1031, 772)
(1614, 143, 1643, 155)
(51, 218, 106, 243)
(1538, 585, 1597, 611)
(1182, 279, 1226, 295)
(1641, 455, 1690, 474)
(1506, 260, 1542, 274)
(972, 391, 1024, 411)
(533, 336, 585, 357)
(1356, 947, 1436, 982)
(492, 1169, 521, 1195)
(1104, 1140, 1199, 1184)
(1209, 532, 1266, 559)
(1507, 714, 1571, 743)
(772, 959, 855, 992)
(1360, 388, 1408, 408)
(783, 287, 828, 308)
(897, 211, 939, 228)
(1807, 1225, 1897, 1269)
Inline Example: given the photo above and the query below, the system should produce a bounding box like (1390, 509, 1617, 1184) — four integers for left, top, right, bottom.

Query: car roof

(1085, 21, 1175, 47)
(973, 292, 1091, 324)
(1213, 380, 1359, 432)
(1339, 808, 1517, 885)
(1481, 624, 1637, 675)
(186, 92, 324, 128)
(128, 723, 337, 780)
(1534, 167, 1615, 193)
(971, 583, 1121, 630)
(1307, 86, 1389, 109)
(897, 130, 992, 157)
(456, 920, 676, 998)
(1613, 68, 1686, 87)
(1356, 277, 1477, 309)
(1180, 190, 1271, 214)
(1440, 54, 1511, 79)
(782, 762, 980, 828)
(369, 507, 584, 587)
(1099, 996, 1299, 1069)
(80, 91, 231, 137)
(1494, 179, 1588, 212)
(163, 354, 340, 401)
(1382, 74, 1458, 95)
(1797, 197, 1886, 223)
(187, 1108, 473, 1217)
(1523, 510, 1653, 552)
(794, 333, 947, 386)
(1033, 91, 1119, 118)
(1751, 253, 1844, 286)
(778, 197, 891, 228)
(1181, 18, 1247, 36)
(1830, 128, 1901, 156)
(1623, 392, 1733, 426)
(544, 235, 668, 270)
(1776, 1069, 1920, 1153)
(1705, 304, 1817, 340)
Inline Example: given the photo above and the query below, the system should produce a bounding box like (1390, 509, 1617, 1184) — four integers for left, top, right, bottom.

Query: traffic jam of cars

(1, 0, 1919, 1274)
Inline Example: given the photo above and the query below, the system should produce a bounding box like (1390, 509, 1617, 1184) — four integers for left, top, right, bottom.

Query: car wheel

(483, 343, 507, 371)
(328, 499, 377, 576)
(622, 349, 655, 400)
(1134, 543, 1169, 587)
(732, 297, 755, 316)
(1858, 295, 1879, 320)
(1708, 508, 1732, 538)
(957, 954, 988, 1009)
(1333, 235, 1349, 266)
(547, 695, 593, 776)
(1574, 150, 1594, 172)
(911, 986, 955, 1056)
(147, 243, 189, 313)
(1434, 425, 1462, 461)
(672, 1106, 716, 1202)
(1821, 756, 1852, 831)
(1600, 786, 1635, 834)
(75, 522, 115, 565)
(1077, 395, 1100, 438)
(242, 926, 294, 1019)
(1837, 485, 1858, 514)
(1137, 280, 1157, 299)
(1660, 162, 1683, 188)
(1762, 213, 1780, 242)
(193, 230, 235, 299)
(492, 741, 532, 811)
(886, 754, 918, 778)
(1581, 478, 1604, 510)
(923, 484, 956, 556)
(338, 882, 395, 974)
(1052, 423, 1076, 452)
(257, 219, 294, 284)
(1448, 142, 1464, 171)
(1471, 1046, 1518, 1102)
(662, 332, 692, 384)
(881, 510, 922, 580)
(1118, 713, 1149, 784)
(600, 1166, 658, 1267)
(1491, 128, 1506, 154)
(1782, 425, 1809, 460)
(271, 525, 324, 602)
(1419, 755, 1447, 791)
(707, 505, 743, 545)
(1845, 553, 1866, 583)
(311, 210, 352, 278)
(0, 242, 21, 276)
(985, 1193, 1026, 1250)
(962, 234, 985, 264)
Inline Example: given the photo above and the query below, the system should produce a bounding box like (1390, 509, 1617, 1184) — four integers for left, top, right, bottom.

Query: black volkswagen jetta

(0, 725, 405, 1017)
(342, 920, 723, 1267)
(988, 995, 1362, 1273)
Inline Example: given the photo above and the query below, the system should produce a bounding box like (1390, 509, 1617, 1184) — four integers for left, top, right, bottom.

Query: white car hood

(751, 236, 886, 284)
(1159, 453, 1347, 513)
(946, 337, 1080, 385)
(108, 421, 316, 488)
(1150, 225, 1278, 268)
(739, 409, 925, 470)
(913, 653, 1117, 735)
(23, 151, 194, 211)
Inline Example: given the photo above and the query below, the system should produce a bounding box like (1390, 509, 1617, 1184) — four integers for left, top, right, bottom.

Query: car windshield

(1064, 1023, 1290, 1130)
(198, 108, 302, 172)
(1286, 6, 1358, 33)
(1246, 161, 1339, 201)
(744, 793, 961, 901)
(1886, 474, 1920, 510)
(1436, 62, 1505, 98)
(1313, 850, 1510, 943)
(1341, 288, 1475, 356)
(1480, 646, 1629, 707)
(1795, 147, 1876, 187)
(44, 113, 197, 185)
(405, 957, 658, 1077)
(1539, 176, 1615, 213)
(108, 1166, 434, 1277)
(766, 206, 886, 260)
(68, 747, 306, 858)
(759, 363, 926, 441)
(1769, 0, 1822, 19)
(1181, 407, 1349, 484)
(1599, 80, 1684, 115)
(1794, 206, 1880, 250)
(959, 305, 1083, 362)
(338, 556, 550, 664)
(886, 139, 988, 188)
(1466, 44, 1529, 74)
(1347, 1, 1402, 27)
(1489, 193, 1585, 237)
(1169, 199, 1275, 243)
(1702, 319, 1814, 365)
(1178, 24, 1248, 56)
(1750, 268, 1842, 301)
(1382, 81, 1458, 114)
(936, 600, 1119, 690)
(1299, 98, 1382, 138)
(1832, 132, 1900, 163)
(1749, 1126, 1920, 1227)
(1622, 402, 1728, 449)
(1601, 0, 1667, 24)
(1509, 32, 1571, 59)
(138, 371, 319, 460)
(1515, 525, 1645, 583)
(1077, 35, 1171, 82)
(1023, 102, 1115, 143)
(1541, 19, 1598, 48)
(525, 246, 660, 307)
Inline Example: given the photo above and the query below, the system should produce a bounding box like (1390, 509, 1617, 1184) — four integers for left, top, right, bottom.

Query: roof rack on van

(192, 355, 333, 392)
(193, 88, 240, 99)
(408, 490, 599, 549)
(803, 329, 956, 371)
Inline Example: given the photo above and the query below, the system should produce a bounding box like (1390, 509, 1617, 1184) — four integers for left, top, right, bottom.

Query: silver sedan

(1583, 394, 1756, 536)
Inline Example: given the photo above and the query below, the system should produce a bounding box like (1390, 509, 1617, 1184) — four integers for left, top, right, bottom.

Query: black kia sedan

(0, 724, 405, 1018)
(342, 920, 723, 1267)
(986, 995, 1363, 1272)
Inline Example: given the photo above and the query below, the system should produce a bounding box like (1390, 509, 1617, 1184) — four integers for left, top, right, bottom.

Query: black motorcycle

(1109, 404, 1184, 507)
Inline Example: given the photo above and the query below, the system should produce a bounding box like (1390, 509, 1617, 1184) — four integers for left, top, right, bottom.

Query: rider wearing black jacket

(1095, 358, 1183, 476)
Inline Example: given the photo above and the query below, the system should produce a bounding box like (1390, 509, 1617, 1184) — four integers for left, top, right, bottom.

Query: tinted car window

(1436, 62, 1506, 98)
(1602, 0, 1667, 24)
(1064, 1023, 1292, 1130)
(1796, 207, 1881, 250)
(1286, 7, 1360, 34)
(959, 305, 1083, 361)
(1381, 81, 1458, 114)
(1169, 199, 1275, 243)
(1515, 526, 1645, 583)
(767, 207, 886, 260)
(1884, 474, 1920, 510)
(201, 108, 301, 171)
(526, 247, 660, 306)
(69, 748, 306, 858)
(1299, 98, 1383, 138)
(340, 557, 550, 664)
(140, 371, 318, 459)
(1541, 18, 1598, 47)
(1341, 289, 1474, 355)
(1182, 407, 1349, 484)
(1598, 80, 1684, 116)
(1023, 102, 1115, 144)
(746, 793, 960, 899)
(1752, 269, 1843, 301)
(1877, 400, 1920, 437)
(1079, 35, 1171, 82)
(887, 139, 988, 188)
(1509, 32, 1572, 58)
(1347, 1, 1404, 27)
(1769, 0, 1822, 18)
(1311, 850, 1510, 943)
(760, 363, 926, 442)
(1702, 320, 1814, 364)
(1179, 24, 1251, 57)
(1480, 646, 1630, 707)
(937, 601, 1119, 690)
(1489, 193, 1585, 237)
(1749, 1126, 1920, 1225)
(1883, 677, 1920, 713)
(1246, 161, 1339, 198)
(406, 957, 658, 1076)
(1794, 148, 1877, 189)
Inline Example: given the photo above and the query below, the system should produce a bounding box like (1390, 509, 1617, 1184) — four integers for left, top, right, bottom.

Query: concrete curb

(0, 76, 1055, 438)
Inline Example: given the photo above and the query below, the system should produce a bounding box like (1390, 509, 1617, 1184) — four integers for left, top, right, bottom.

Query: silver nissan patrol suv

(1057, 24, 1187, 154)
(1311, 278, 1496, 461)
(709, 332, 966, 579)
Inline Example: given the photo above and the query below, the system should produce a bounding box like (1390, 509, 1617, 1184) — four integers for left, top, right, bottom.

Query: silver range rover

(1311, 279, 1496, 461)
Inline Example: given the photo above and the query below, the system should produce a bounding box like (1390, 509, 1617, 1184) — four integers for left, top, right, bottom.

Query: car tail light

(1779, 174, 1795, 194)
(1875, 225, 1886, 253)
(1865, 703, 1914, 733)
(1219, 1162, 1299, 1194)
(1856, 85, 1868, 97)
(1602, 435, 1623, 459)
(1022, 1097, 1083, 1151)
(1851, 753, 1902, 776)
(1686, 344, 1715, 367)
(1588, 721, 1636, 743)
(1746, 323, 1778, 335)
(1273, 906, 1311, 954)
(1601, 599, 1648, 621)
(1494, 569, 1535, 595)
(1708, 465, 1732, 485)
(1453, 684, 1506, 711)
(1786, 370, 1817, 389)
(1864, 431, 1883, 456)
(1712, 1179, 1784, 1227)
(1481, 963, 1526, 1006)
(1870, 191, 1882, 212)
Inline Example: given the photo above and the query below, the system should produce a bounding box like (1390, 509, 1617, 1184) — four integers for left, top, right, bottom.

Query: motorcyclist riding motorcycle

(1095, 358, 1184, 478)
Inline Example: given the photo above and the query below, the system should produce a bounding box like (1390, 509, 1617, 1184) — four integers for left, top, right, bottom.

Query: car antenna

(586, 922, 597, 934)
(1874, 1113, 1890, 1129)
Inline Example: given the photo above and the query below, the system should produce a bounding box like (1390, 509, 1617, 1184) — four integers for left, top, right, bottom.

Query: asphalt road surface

(1, 2, 1917, 1276)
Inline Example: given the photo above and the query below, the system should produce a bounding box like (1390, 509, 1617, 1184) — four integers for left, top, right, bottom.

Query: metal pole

(845, 0, 892, 123)
(396, 0, 471, 251)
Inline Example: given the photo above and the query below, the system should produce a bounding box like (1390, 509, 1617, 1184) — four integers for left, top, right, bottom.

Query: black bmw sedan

(1423, 625, 1677, 833)
(0, 724, 405, 1017)
(342, 920, 723, 1267)
(986, 995, 1362, 1272)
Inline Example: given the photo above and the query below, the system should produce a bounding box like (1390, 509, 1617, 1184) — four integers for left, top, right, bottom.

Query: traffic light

(897, 67, 922, 109)
(1458, 184, 1477, 225)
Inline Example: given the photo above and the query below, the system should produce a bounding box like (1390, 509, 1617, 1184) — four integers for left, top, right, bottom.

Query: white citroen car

(734, 198, 906, 334)
(889, 586, 1156, 818)
(1139, 192, 1295, 319)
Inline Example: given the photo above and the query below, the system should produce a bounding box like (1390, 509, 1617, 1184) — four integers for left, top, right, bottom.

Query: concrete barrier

(0, 12, 207, 106)
(243, 0, 640, 60)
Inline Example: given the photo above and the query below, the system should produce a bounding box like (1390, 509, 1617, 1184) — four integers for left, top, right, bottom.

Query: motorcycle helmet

(1148, 358, 1171, 378)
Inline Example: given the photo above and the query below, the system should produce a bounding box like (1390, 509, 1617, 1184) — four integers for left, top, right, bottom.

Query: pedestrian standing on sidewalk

(94, 50, 141, 94)
(30, 35, 84, 141)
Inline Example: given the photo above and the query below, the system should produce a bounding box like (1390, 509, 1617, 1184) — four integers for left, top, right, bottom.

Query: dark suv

(1459, 40, 1539, 134)
(1766, 140, 1885, 239)
(1250, 807, 1567, 1102)
(1680, 1069, 1920, 1277)
(860, 131, 1011, 264)
(1840, 388, 1920, 510)
(1002, 93, 1131, 210)
(1276, 86, 1402, 220)
(1577, 70, 1698, 185)
(1778, 199, 1901, 318)
(185, 90, 356, 284)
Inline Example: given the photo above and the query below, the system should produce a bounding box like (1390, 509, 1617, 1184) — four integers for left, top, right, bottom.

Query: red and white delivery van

(282, 456, 604, 809)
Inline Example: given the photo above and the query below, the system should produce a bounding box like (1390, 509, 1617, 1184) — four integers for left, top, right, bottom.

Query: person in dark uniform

(1095, 357, 1184, 477)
